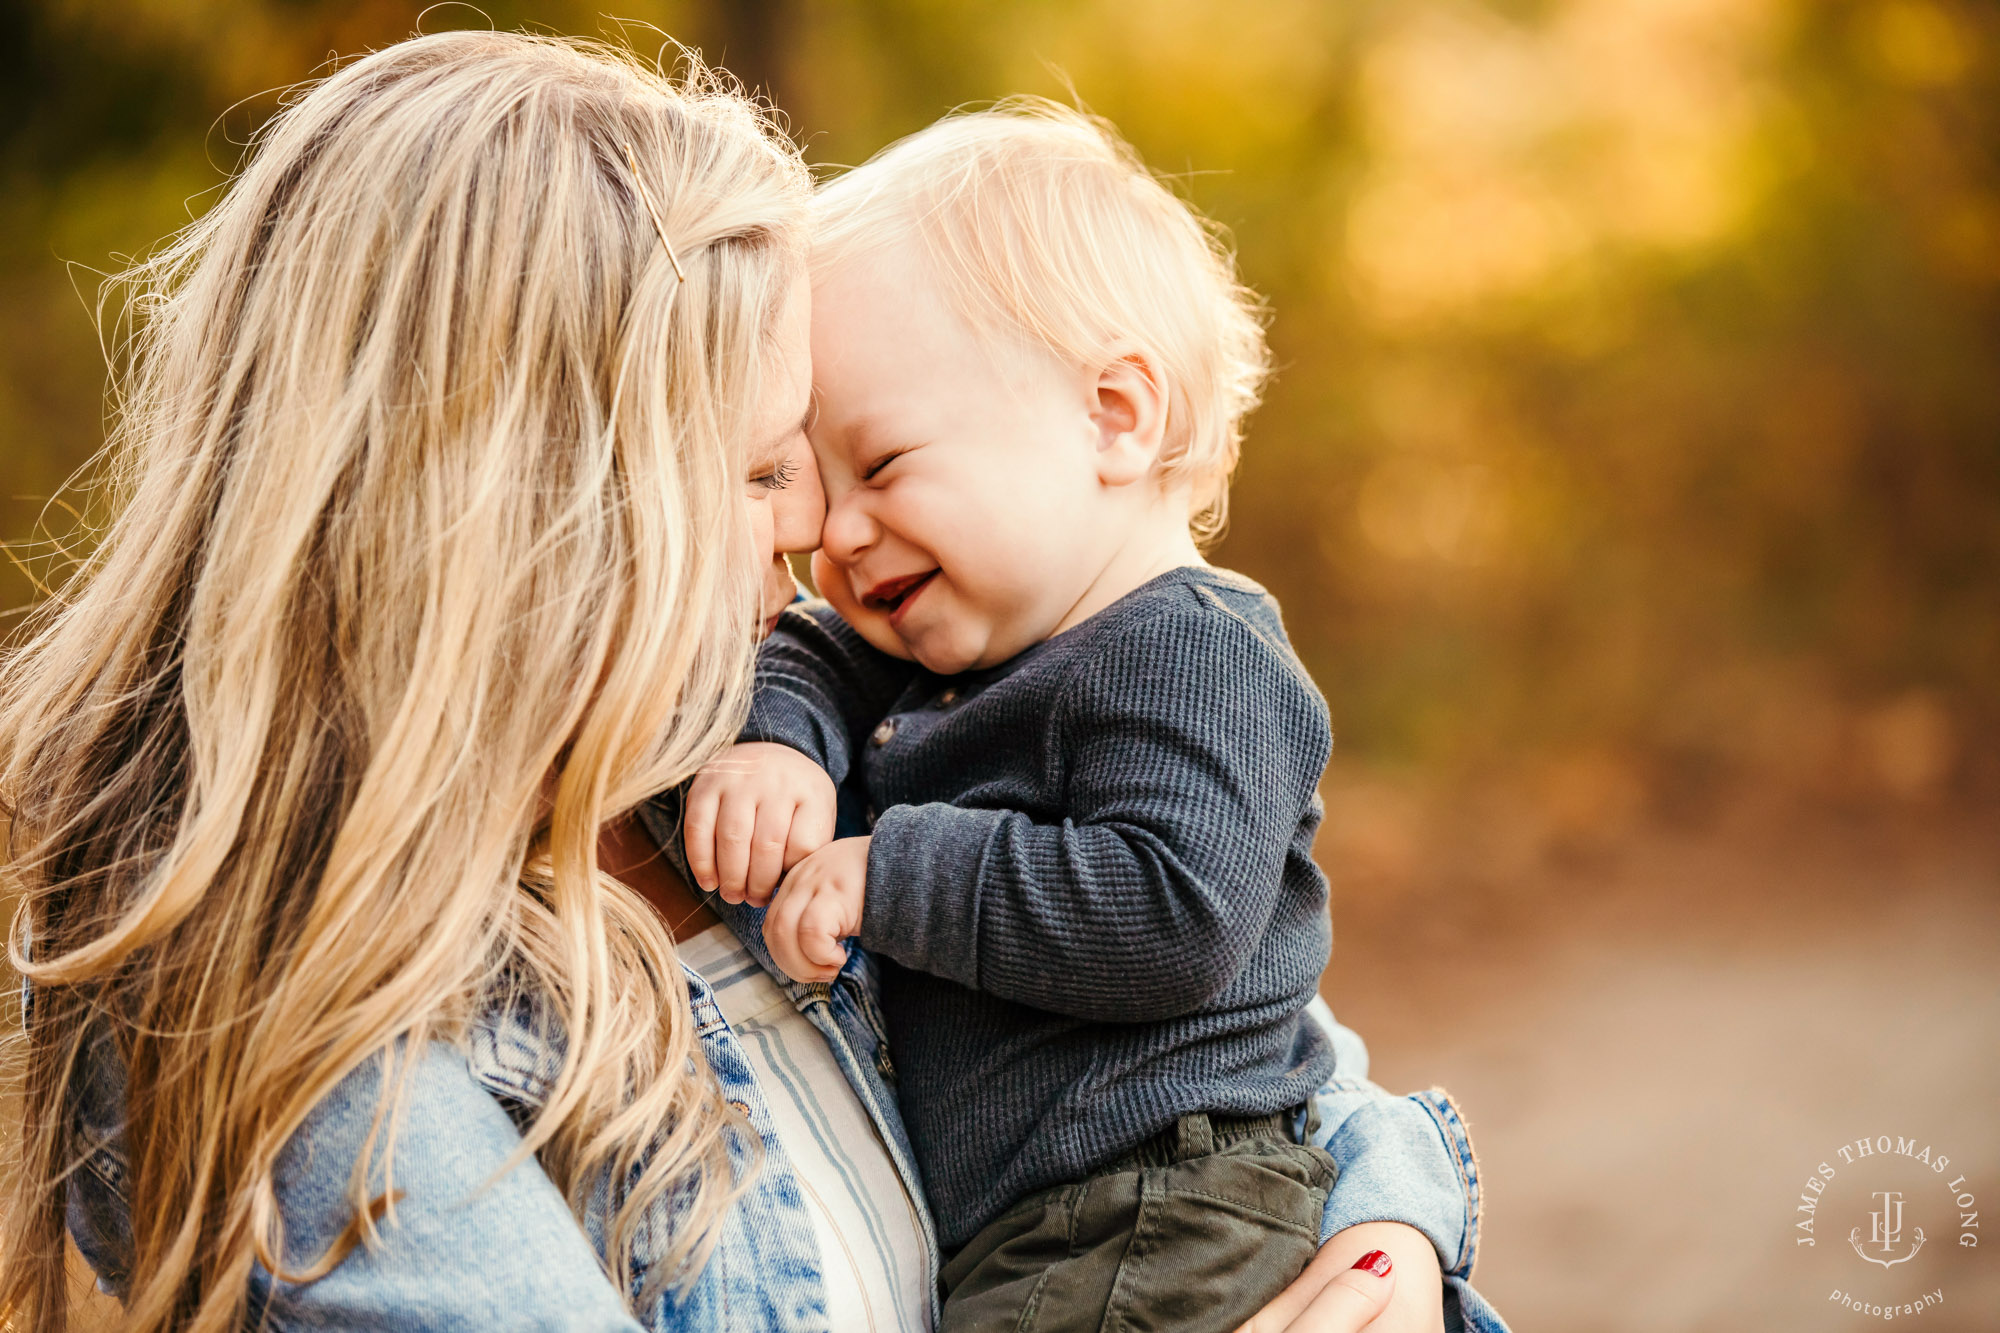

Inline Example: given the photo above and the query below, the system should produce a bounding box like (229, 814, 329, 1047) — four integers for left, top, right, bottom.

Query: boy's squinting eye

(861, 448, 909, 483)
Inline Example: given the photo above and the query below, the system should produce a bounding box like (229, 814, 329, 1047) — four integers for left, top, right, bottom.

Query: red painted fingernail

(1352, 1250, 1392, 1278)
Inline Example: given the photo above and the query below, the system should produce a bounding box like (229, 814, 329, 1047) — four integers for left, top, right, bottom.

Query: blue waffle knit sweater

(742, 565, 1337, 1250)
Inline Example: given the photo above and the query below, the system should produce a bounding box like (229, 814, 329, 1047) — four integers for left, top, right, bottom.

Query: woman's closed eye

(751, 458, 800, 491)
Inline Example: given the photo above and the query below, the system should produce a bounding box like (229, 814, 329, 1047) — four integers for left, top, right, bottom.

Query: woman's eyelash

(757, 459, 799, 491)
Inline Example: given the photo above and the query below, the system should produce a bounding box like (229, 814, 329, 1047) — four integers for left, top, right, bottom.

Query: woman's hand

(1238, 1222, 1443, 1333)
(763, 835, 870, 982)
(683, 741, 836, 905)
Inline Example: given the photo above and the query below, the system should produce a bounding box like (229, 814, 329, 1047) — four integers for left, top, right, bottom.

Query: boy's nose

(817, 491, 877, 567)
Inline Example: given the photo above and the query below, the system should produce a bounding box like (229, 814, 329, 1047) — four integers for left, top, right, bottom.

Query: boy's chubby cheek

(811, 549, 916, 662)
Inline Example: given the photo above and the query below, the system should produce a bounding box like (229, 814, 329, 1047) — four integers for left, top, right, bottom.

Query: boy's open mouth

(863, 569, 938, 622)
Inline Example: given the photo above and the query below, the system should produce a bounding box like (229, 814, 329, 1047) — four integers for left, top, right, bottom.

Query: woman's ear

(1089, 350, 1168, 487)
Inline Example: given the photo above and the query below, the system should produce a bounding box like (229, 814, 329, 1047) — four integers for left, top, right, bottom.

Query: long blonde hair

(0, 31, 808, 1331)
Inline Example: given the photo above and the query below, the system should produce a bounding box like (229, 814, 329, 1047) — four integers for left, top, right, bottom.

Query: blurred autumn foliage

(4, 0, 1996, 832)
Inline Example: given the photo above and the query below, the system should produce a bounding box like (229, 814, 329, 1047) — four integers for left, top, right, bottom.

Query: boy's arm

(858, 604, 1331, 1023)
(676, 602, 918, 902)
(744, 600, 921, 784)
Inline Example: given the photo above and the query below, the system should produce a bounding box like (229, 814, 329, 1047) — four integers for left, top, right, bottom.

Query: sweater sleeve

(859, 596, 1332, 1023)
(743, 601, 920, 785)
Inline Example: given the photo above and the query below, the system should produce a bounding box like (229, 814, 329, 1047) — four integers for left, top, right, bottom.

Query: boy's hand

(763, 836, 870, 983)
(683, 742, 836, 906)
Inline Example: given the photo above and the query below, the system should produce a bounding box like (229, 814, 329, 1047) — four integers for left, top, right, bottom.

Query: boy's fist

(683, 742, 836, 906)
(763, 836, 870, 983)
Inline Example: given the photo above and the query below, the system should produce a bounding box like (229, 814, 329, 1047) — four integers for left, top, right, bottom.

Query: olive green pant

(939, 1110, 1337, 1333)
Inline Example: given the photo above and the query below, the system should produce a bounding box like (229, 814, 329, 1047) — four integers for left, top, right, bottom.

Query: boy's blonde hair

(812, 98, 1270, 543)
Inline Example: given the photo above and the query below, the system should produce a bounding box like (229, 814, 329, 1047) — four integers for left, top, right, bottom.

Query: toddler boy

(685, 102, 1341, 1333)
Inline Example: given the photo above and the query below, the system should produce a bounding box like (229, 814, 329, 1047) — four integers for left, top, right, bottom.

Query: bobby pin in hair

(621, 142, 687, 283)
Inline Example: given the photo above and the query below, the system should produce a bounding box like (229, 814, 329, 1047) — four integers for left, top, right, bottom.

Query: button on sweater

(745, 565, 1337, 1250)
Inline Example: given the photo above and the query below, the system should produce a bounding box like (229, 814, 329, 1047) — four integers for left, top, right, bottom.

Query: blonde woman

(0, 30, 1490, 1333)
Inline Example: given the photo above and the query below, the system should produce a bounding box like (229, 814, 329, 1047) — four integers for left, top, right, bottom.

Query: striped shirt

(677, 922, 932, 1332)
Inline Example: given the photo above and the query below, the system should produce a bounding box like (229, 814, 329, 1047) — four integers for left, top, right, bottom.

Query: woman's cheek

(771, 455, 827, 553)
(745, 495, 777, 570)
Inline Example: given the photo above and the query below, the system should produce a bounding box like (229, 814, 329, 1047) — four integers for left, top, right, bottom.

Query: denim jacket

(56, 895, 1508, 1332)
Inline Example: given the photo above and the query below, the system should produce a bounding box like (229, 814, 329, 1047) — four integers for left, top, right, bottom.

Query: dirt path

(1322, 802, 2000, 1331)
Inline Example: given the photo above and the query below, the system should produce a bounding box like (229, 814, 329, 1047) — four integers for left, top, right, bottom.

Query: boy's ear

(1089, 350, 1167, 487)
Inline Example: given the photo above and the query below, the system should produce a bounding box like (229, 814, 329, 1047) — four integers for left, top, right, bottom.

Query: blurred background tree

(5, 0, 1993, 822)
